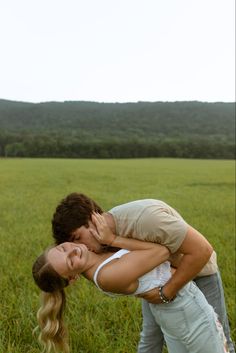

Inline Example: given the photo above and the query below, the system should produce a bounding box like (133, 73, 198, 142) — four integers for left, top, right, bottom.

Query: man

(52, 192, 235, 353)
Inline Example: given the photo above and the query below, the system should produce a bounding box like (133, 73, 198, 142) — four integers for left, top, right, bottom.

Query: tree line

(0, 99, 234, 159)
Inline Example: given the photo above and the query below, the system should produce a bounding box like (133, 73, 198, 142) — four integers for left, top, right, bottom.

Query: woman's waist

(134, 268, 172, 295)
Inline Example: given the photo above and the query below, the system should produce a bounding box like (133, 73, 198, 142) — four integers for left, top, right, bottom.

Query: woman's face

(47, 242, 89, 279)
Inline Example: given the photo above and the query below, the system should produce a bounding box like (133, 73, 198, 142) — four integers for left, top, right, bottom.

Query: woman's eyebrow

(66, 255, 72, 270)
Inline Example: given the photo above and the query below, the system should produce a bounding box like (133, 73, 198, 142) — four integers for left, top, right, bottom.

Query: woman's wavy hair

(32, 250, 70, 353)
(52, 193, 103, 245)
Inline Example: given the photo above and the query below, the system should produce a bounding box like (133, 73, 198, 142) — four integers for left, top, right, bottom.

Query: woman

(32, 214, 228, 353)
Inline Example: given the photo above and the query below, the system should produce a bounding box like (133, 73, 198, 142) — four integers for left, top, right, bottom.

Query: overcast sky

(0, 0, 234, 103)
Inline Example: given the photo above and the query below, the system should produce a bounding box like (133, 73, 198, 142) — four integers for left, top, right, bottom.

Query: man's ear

(68, 274, 80, 285)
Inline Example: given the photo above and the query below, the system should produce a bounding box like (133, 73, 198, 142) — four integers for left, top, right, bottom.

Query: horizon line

(0, 97, 235, 104)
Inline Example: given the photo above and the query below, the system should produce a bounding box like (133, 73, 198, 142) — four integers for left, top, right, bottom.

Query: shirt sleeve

(137, 207, 189, 253)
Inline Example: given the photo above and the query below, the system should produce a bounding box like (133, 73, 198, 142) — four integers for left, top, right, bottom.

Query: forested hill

(0, 99, 235, 158)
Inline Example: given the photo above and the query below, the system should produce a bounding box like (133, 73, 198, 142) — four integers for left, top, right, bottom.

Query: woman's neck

(82, 251, 115, 281)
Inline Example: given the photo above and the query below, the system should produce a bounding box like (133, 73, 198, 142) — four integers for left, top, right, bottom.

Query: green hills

(0, 99, 234, 158)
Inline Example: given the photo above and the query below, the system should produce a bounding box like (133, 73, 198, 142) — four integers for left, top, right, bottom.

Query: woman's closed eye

(69, 257, 74, 269)
(67, 252, 76, 270)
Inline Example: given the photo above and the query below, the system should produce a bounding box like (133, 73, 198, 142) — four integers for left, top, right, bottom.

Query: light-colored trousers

(138, 280, 230, 353)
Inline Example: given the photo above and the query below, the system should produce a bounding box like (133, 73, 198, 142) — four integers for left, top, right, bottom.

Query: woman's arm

(92, 213, 170, 294)
(97, 246, 170, 294)
(92, 213, 170, 252)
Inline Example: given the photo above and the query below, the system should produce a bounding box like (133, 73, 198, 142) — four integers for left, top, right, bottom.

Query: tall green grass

(0, 158, 235, 352)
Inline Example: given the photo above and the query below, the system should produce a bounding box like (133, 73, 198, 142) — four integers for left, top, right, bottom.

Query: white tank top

(93, 249, 172, 297)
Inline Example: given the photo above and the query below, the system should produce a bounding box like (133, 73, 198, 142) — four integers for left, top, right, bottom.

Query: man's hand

(136, 288, 163, 304)
(91, 213, 116, 245)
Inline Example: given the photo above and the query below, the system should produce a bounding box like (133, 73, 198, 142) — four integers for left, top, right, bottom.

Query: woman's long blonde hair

(32, 251, 70, 353)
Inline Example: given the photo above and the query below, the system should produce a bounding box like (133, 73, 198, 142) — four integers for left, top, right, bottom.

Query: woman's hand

(91, 212, 116, 246)
(136, 288, 163, 304)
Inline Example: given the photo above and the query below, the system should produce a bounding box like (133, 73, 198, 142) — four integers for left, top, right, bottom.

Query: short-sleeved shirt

(109, 199, 218, 277)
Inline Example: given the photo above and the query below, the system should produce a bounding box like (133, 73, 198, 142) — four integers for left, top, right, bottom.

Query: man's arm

(163, 226, 213, 296)
(140, 225, 213, 303)
(91, 213, 171, 294)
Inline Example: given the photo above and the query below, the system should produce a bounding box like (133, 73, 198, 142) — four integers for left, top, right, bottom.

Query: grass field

(0, 158, 235, 353)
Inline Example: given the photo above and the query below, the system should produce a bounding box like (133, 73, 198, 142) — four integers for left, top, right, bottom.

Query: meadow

(0, 158, 235, 353)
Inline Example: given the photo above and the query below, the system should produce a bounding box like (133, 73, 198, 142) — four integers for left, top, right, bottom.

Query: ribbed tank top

(93, 249, 171, 297)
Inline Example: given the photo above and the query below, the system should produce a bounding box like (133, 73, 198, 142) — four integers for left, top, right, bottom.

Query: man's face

(70, 220, 103, 253)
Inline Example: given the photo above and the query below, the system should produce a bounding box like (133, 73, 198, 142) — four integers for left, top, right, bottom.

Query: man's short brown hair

(52, 193, 103, 244)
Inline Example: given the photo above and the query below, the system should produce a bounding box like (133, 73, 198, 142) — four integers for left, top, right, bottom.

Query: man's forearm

(140, 249, 212, 304)
(141, 226, 213, 303)
(163, 251, 212, 299)
(163, 226, 213, 299)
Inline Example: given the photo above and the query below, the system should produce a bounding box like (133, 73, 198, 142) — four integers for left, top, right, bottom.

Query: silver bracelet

(158, 286, 174, 304)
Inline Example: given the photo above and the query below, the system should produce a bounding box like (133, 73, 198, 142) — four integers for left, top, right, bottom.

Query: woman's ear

(68, 274, 80, 285)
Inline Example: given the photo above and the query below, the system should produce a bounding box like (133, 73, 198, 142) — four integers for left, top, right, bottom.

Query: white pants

(138, 282, 228, 353)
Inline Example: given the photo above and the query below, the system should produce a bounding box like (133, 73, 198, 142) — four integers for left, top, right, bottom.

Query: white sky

(0, 0, 235, 103)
